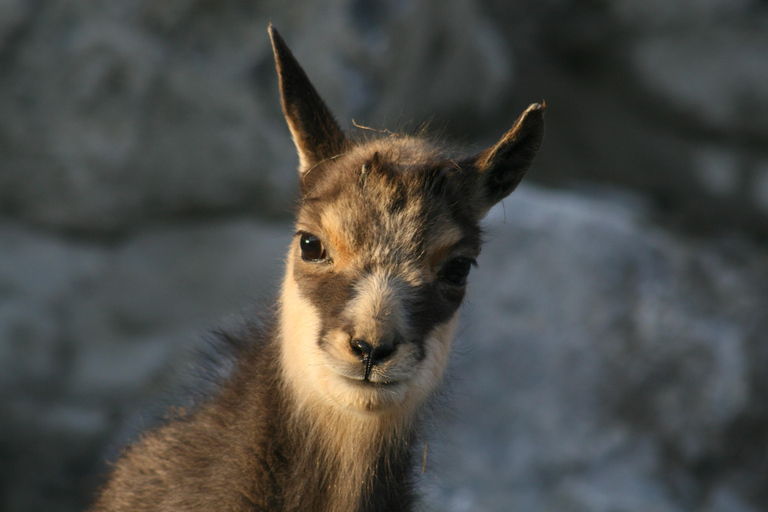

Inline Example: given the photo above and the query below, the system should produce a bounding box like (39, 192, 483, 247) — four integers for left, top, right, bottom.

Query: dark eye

(440, 257, 474, 286)
(299, 233, 327, 262)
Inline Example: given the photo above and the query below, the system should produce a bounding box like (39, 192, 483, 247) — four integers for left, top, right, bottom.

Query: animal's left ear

(469, 103, 545, 218)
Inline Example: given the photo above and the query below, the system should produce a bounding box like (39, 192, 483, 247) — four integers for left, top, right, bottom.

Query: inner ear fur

(269, 25, 348, 182)
(471, 102, 545, 217)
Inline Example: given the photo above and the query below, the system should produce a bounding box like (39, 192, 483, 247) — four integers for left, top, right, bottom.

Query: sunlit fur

(90, 26, 543, 512)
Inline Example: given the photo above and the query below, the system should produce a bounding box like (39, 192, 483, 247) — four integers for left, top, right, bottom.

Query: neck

(278, 397, 416, 512)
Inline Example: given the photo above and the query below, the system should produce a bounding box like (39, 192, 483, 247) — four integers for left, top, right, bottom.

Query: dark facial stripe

(292, 253, 356, 345)
(407, 281, 465, 359)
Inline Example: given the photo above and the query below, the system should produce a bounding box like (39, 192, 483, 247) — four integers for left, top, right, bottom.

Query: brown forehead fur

(295, 135, 481, 277)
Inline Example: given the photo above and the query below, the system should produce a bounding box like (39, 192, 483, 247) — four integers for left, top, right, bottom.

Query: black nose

(350, 339, 396, 364)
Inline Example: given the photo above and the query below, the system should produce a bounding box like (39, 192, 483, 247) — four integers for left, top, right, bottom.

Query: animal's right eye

(299, 233, 327, 262)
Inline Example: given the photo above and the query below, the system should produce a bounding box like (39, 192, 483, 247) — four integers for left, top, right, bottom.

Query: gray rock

(0, 0, 30, 51)
(480, 0, 768, 232)
(612, 0, 768, 221)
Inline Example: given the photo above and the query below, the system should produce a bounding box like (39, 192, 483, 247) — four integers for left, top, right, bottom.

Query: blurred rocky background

(1, 1, 767, 511)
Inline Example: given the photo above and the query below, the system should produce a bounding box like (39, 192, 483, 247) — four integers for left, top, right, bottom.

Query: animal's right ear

(269, 25, 348, 180)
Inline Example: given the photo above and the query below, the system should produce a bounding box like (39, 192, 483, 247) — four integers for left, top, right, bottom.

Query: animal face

(270, 26, 543, 416)
(281, 139, 483, 414)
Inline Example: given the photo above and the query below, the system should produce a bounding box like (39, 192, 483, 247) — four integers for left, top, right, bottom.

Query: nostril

(350, 339, 373, 360)
(370, 344, 395, 364)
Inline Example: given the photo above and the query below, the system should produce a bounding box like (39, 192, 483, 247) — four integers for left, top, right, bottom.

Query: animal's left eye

(299, 233, 327, 262)
(439, 257, 474, 286)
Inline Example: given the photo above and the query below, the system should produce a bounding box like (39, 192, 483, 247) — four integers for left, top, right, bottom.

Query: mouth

(341, 374, 400, 388)
(324, 365, 411, 412)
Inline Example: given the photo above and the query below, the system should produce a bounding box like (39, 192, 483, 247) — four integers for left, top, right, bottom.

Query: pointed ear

(269, 25, 348, 175)
(470, 103, 545, 218)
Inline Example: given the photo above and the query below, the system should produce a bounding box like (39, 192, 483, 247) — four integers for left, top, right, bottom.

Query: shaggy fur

(90, 26, 544, 512)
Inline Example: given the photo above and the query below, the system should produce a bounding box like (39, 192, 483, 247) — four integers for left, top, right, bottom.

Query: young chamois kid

(90, 26, 544, 512)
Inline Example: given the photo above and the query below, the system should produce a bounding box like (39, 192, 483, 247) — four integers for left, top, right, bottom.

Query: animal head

(270, 27, 543, 417)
